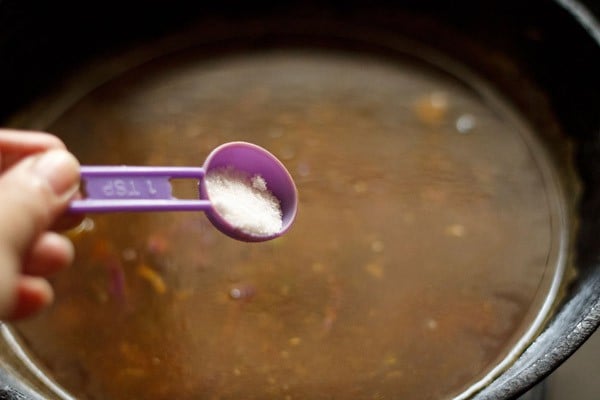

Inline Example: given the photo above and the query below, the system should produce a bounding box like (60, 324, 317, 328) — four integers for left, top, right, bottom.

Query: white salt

(205, 166, 283, 236)
(251, 175, 268, 191)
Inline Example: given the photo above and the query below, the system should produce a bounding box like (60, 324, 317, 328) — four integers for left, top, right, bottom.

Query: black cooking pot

(0, 1, 598, 399)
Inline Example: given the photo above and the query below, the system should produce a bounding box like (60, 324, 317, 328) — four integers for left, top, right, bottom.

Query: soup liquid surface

(15, 49, 564, 400)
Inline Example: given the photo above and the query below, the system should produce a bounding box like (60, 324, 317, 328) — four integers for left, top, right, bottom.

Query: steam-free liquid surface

(14, 49, 566, 400)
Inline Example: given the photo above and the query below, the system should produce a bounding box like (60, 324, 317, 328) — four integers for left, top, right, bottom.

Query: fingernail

(31, 150, 80, 196)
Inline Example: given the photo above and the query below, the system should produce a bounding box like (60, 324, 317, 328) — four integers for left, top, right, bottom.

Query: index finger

(0, 129, 67, 172)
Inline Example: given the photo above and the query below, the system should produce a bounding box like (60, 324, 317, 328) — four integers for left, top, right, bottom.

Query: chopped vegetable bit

(136, 264, 167, 294)
(66, 217, 95, 239)
(365, 263, 384, 279)
(445, 224, 466, 237)
(414, 92, 449, 125)
(384, 355, 398, 366)
(146, 234, 169, 255)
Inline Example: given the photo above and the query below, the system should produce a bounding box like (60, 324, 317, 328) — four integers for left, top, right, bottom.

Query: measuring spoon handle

(70, 166, 211, 213)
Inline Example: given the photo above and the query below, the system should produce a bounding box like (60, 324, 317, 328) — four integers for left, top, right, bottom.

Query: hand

(0, 129, 80, 320)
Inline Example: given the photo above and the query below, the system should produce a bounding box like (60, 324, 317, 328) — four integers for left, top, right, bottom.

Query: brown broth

(12, 49, 566, 400)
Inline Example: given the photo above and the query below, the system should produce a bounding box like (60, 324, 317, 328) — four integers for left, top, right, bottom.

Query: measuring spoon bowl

(200, 141, 298, 242)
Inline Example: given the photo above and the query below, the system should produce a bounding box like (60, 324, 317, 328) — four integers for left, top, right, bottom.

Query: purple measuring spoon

(69, 142, 298, 242)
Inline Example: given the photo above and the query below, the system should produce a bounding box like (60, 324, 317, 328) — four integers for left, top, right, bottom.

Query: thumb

(0, 150, 79, 315)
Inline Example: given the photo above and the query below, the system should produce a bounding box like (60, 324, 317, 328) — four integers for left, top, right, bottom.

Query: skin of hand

(0, 129, 80, 320)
